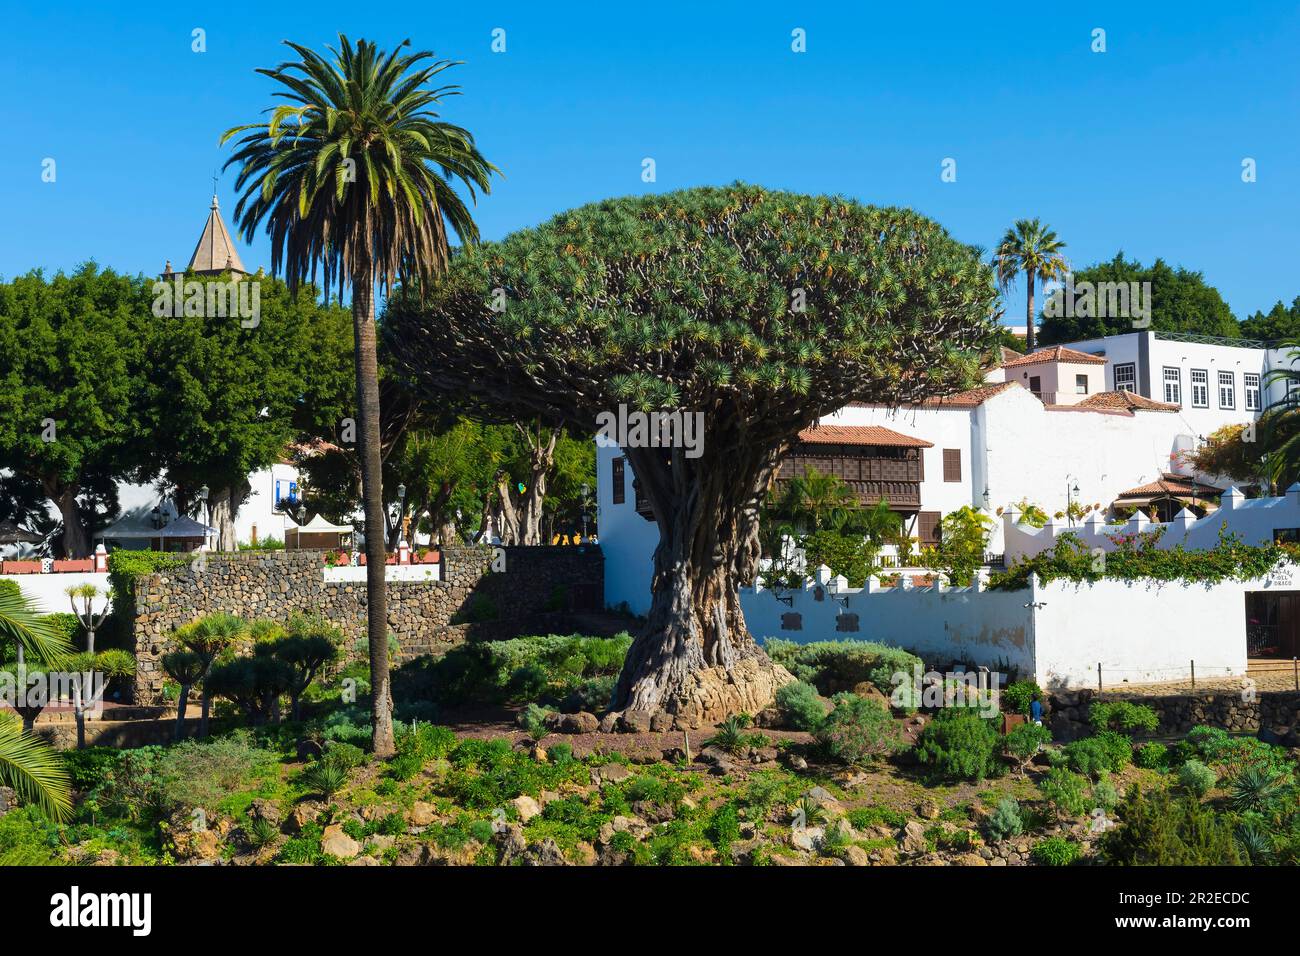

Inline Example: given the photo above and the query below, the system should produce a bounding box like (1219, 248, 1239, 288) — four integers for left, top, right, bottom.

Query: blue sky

(2, 1, 1298, 321)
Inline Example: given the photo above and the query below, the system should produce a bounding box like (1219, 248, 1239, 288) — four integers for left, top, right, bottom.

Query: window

(942, 449, 962, 483)
(611, 457, 625, 504)
(1218, 371, 1235, 409)
(1028, 375, 1041, 395)
(273, 479, 298, 511)
(1114, 363, 1136, 392)
(1245, 373, 1261, 411)
(1075, 374, 1089, 395)
(918, 511, 942, 546)
(1190, 369, 1208, 408)
(1162, 367, 1181, 405)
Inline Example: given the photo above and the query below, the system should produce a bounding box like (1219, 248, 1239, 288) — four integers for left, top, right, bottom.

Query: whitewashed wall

(2, 572, 110, 614)
(743, 564, 1280, 689)
(1003, 485, 1300, 562)
(595, 440, 657, 615)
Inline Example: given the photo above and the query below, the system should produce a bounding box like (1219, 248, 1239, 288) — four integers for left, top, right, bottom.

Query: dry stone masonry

(131, 546, 603, 704)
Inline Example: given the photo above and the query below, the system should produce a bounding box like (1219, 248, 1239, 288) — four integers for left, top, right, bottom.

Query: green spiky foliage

(175, 612, 248, 739)
(993, 218, 1069, 352)
(386, 185, 1001, 715)
(0, 712, 72, 821)
(66, 648, 135, 749)
(221, 34, 496, 758)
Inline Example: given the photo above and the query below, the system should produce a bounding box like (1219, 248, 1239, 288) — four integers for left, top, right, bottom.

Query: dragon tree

(385, 185, 1001, 726)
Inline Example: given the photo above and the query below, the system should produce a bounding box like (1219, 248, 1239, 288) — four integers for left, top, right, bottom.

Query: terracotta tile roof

(1000, 346, 1023, 364)
(1000, 345, 1107, 368)
(797, 424, 934, 448)
(1076, 390, 1180, 413)
(1114, 473, 1223, 499)
(919, 380, 1023, 408)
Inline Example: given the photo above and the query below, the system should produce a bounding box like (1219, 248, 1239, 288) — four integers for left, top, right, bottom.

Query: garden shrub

(1064, 732, 1130, 778)
(1134, 741, 1169, 770)
(1032, 836, 1081, 866)
(914, 709, 1003, 782)
(61, 747, 120, 792)
(1092, 773, 1119, 812)
(156, 733, 278, 810)
(984, 798, 1024, 841)
(1004, 721, 1051, 771)
(1002, 679, 1041, 716)
(1089, 700, 1159, 735)
(322, 741, 365, 771)
(1100, 786, 1243, 865)
(763, 638, 922, 696)
(775, 680, 825, 731)
(1040, 768, 1090, 819)
(813, 693, 905, 766)
(0, 806, 59, 866)
(1178, 759, 1217, 797)
(320, 707, 371, 746)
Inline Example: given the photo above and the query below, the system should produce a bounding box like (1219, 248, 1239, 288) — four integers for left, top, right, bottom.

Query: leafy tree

(135, 274, 354, 548)
(1241, 296, 1300, 341)
(993, 219, 1069, 352)
(1038, 252, 1239, 344)
(0, 265, 148, 556)
(221, 35, 497, 757)
(267, 631, 340, 721)
(386, 186, 1000, 716)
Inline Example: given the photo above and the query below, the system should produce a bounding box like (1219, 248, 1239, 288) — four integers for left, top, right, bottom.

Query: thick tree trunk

(495, 475, 520, 545)
(174, 685, 190, 742)
(611, 443, 793, 726)
(516, 424, 557, 546)
(44, 479, 89, 559)
(352, 268, 395, 758)
(1024, 266, 1036, 352)
(208, 480, 250, 551)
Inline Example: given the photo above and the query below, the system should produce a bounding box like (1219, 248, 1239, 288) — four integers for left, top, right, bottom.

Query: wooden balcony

(776, 443, 925, 513)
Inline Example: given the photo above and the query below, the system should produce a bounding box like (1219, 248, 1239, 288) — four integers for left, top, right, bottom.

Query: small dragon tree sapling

(175, 613, 249, 738)
(67, 649, 135, 749)
(65, 583, 110, 655)
(161, 649, 207, 741)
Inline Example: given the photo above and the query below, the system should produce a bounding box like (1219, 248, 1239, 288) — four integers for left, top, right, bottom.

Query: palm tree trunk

(352, 265, 395, 758)
(1024, 266, 1036, 351)
(174, 684, 190, 742)
(199, 687, 212, 739)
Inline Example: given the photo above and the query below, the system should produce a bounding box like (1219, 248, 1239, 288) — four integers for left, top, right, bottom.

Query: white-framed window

(1114, 363, 1136, 393)
(1218, 371, 1235, 409)
(1245, 372, 1261, 411)
(1162, 367, 1181, 405)
(1075, 373, 1089, 395)
(1190, 369, 1208, 408)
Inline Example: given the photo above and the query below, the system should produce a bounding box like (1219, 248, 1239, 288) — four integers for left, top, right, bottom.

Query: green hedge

(104, 551, 193, 648)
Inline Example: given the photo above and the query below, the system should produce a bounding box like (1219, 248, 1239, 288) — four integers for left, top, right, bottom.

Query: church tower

(162, 194, 248, 279)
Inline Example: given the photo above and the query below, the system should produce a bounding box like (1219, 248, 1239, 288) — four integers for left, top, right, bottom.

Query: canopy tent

(98, 513, 216, 552)
(284, 513, 353, 551)
(0, 520, 43, 545)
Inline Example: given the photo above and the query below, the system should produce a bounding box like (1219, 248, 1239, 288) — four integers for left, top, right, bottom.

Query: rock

(897, 820, 928, 855)
(539, 790, 560, 806)
(296, 738, 324, 762)
(573, 841, 598, 866)
(285, 801, 323, 835)
(805, 786, 841, 812)
(496, 824, 528, 865)
(916, 800, 940, 820)
(511, 795, 542, 822)
(408, 801, 438, 826)
(649, 712, 675, 733)
(597, 815, 650, 844)
(787, 754, 809, 772)
(618, 710, 653, 733)
(839, 845, 871, 866)
(956, 852, 989, 866)
(524, 838, 569, 866)
(249, 799, 281, 828)
(369, 834, 396, 853)
(598, 712, 620, 734)
(0, 786, 16, 817)
(348, 855, 380, 866)
(791, 826, 824, 852)
(551, 711, 599, 734)
(321, 824, 361, 859)
(162, 810, 222, 861)
(752, 705, 784, 729)
(593, 763, 632, 785)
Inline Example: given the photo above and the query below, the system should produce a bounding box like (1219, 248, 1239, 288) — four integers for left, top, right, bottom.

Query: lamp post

(1065, 477, 1080, 526)
(197, 485, 210, 551)
(581, 483, 590, 539)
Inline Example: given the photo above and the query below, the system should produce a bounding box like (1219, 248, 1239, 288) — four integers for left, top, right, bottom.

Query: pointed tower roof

(186, 195, 247, 276)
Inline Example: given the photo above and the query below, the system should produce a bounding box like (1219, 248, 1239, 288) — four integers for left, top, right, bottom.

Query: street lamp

(581, 483, 590, 539)
(1065, 477, 1080, 526)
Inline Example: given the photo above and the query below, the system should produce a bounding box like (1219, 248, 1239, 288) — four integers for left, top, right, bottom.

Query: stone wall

(1049, 686, 1300, 740)
(131, 545, 604, 704)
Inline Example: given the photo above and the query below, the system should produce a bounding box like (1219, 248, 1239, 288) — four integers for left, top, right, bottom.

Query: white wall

(1, 572, 110, 614)
(743, 564, 1271, 689)
(594, 440, 658, 615)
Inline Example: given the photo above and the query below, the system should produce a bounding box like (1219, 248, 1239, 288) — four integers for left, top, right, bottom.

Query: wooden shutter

(612, 457, 625, 504)
(942, 449, 961, 483)
(918, 511, 942, 545)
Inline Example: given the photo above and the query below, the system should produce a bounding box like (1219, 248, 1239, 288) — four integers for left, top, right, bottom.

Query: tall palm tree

(993, 219, 1069, 352)
(221, 36, 496, 756)
(1260, 347, 1300, 490)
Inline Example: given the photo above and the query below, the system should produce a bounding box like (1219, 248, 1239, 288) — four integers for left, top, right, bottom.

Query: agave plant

(704, 713, 754, 754)
(1235, 820, 1274, 864)
(1229, 764, 1293, 814)
(301, 759, 348, 799)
